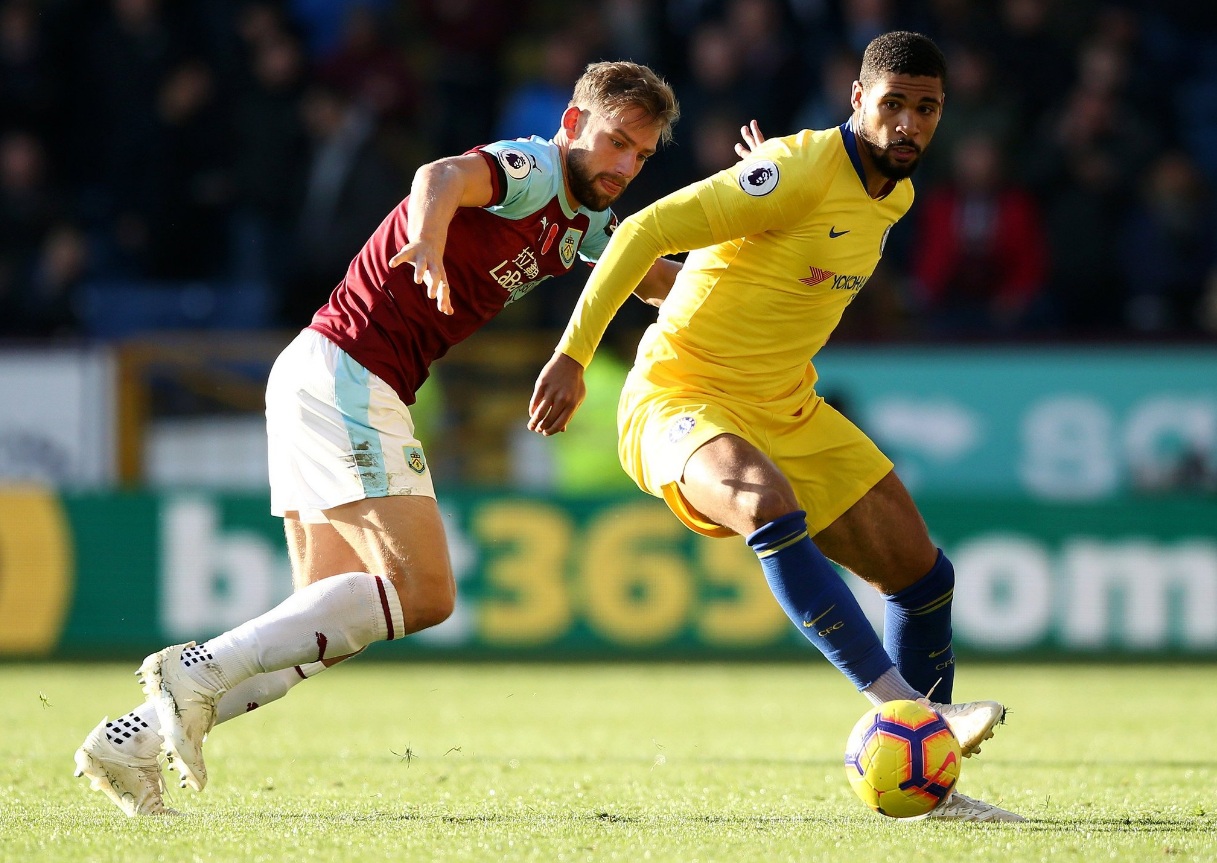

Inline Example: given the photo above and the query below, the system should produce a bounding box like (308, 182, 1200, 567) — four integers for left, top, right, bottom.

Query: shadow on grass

(234, 809, 1213, 833)
(1010, 815, 1213, 834)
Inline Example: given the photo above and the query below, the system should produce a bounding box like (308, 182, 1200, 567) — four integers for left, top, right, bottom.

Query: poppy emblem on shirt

(405, 447, 426, 475)
(499, 148, 534, 180)
(668, 415, 696, 443)
(559, 227, 583, 267)
(738, 159, 779, 196)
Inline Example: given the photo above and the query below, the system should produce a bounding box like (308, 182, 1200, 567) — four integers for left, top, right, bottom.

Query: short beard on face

(858, 111, 923, 181)
(566, 148, 621, 212)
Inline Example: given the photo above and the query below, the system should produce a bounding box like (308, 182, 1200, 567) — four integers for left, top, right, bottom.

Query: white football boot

(138, 642, 222, 792)
(915, 791, 1027, 822)
(74, 719, 177, 816)
(920, 698, 1005, 757)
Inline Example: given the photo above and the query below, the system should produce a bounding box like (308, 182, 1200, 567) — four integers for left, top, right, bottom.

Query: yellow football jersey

(558, 123, 914, 412)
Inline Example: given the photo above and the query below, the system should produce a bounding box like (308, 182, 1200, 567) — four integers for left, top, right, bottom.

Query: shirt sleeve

(576, 211, 618, 263)
(556, 137, 817, 366)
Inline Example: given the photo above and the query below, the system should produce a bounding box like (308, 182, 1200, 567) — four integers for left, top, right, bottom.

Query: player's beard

(566, 149, 626, 212)
(857, 110, 924, 181)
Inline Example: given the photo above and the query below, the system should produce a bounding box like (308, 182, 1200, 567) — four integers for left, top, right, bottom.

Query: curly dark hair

(860, 31, 947, 90)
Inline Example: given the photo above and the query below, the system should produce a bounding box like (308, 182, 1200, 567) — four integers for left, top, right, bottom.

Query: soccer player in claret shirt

(529, 32, 1025, 822)
(73, 61, 692, 816)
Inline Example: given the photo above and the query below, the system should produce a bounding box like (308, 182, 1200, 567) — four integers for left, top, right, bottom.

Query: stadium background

(1, 0, 1215, 661)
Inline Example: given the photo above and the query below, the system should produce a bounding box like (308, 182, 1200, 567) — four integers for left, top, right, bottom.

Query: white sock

(179, 573, 404, 693)
(110, 661, 330, 754)
(214, 661, 326, 724)
(862, 666, 923, 706)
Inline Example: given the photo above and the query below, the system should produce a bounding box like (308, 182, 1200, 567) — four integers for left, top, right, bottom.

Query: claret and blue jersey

(310, 136, 616, 405)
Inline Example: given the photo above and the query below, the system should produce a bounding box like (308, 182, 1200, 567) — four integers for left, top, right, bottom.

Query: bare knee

(393, 564, 456, 635)
(405, 588, 455, 634)
(722, 483, 801, 535)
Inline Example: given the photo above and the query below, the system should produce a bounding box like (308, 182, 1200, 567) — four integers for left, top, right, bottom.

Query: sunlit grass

(1, 662, 1213, 862)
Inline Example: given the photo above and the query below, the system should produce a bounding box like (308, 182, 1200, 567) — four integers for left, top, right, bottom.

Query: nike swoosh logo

(803, 605, 837, 628)
(929, 645, 952, 658)
(828, 227, 850, 238)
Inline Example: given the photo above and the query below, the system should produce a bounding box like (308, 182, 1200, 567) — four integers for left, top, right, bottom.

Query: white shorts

(266, 329, 435, 523)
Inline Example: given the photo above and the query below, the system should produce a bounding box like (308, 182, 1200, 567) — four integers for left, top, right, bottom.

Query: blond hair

(569, 61, 680, 145)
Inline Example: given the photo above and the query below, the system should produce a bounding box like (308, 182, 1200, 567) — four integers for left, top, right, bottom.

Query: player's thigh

(322, 494, 455, 630)
(283, 513, 367, 590)
(679, 433, 800, 535)
(812, 471, 938, 593)
(619, 391, 795, 536)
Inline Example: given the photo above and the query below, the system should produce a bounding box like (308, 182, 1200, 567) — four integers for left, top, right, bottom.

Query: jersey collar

(839, 119, 896, 200)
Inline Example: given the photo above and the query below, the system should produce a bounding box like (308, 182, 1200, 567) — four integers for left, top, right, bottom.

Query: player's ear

(560, 106, 585, 140)
(850, 81, 864, 111)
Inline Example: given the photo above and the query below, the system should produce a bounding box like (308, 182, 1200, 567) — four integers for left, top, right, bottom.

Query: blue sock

(746, 510, 893, 690)
(883, 549, 955, 701)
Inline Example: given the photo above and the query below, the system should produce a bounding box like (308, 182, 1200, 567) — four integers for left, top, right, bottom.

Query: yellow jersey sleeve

(556, 136, 826, 367)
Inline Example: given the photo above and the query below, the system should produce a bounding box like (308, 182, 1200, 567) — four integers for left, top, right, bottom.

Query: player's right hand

(528, 352, 587, 436)
(389, 240, 453, 315)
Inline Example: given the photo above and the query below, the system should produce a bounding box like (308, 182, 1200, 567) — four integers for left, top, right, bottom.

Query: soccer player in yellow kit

(529, 31, 1024, 822)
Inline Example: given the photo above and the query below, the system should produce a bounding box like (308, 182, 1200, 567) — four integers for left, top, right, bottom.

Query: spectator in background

(1024, 60, 1155, 333)
(0, 0, 61, 139)
(991, 0, 1072, 141)
(1120, 151, 1216, 335)
(912, 131, 1049, 336)
(597, 0, 661, 67)
(794, 45, 861, 133)
(146, 58, 235, 281)
(838, 0, 901, 56)
(76, 0, 193, 279)
(22, 222, 91, 337)
(286, 82, 404, 326)
(676, 21, 748, 140)
(919, 0, 1001, 47)
(287, 0, 393, 63)
(0, 129, 68, 336)
(1175, 37, 1217, 189)
(496, 29, 589, 142)
(915, 41, 1018, 189)
(415, 0, 526, 157)
(725, 0, 803, 133)
(230, 23, 309, 295)
(317, 3, 422, 181)
(318, 3, 418, 128)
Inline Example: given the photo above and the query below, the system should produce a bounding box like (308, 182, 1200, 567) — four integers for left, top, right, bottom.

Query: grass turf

(1, 662, 1213, 862)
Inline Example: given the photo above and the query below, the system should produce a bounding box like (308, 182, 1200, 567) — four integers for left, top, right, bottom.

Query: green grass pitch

(1, 662, 1213, 862)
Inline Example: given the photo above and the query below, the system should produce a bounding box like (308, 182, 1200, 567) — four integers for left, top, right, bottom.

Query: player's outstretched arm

(528, 352, 587, 435)
(389, 153, 494, 315)
(629, 121, 766, 309)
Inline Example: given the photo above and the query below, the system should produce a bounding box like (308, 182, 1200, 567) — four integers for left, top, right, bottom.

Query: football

(843, 699, 962, 818)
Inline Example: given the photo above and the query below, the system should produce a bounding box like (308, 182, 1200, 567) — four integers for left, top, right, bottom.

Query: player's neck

(553, 136, 581, 212)
(856, 148, 896, 199)
(848, 118, 898, 199)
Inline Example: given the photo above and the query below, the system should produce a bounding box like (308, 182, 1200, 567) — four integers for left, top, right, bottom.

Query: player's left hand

(735, 119, 766, 159)
(389, 239, 453, 315)
(528, 352, 587, 435)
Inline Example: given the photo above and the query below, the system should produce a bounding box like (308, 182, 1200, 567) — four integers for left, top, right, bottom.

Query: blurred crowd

(2, 0, 1216, 344)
